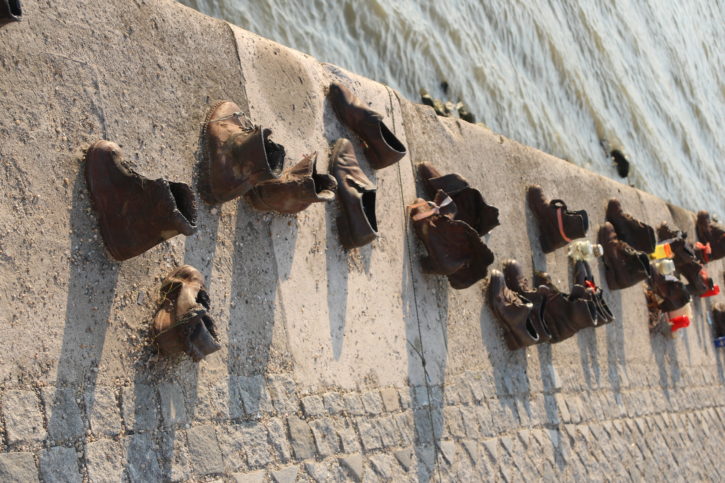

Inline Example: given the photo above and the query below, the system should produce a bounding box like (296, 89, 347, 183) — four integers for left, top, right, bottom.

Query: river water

(180, 0, 724, 216)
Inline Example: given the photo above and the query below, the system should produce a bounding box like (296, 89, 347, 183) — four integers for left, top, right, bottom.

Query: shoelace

(408, 196, 453, 221)
(695, 241, 712, 263)
(551, 200, 573, 243)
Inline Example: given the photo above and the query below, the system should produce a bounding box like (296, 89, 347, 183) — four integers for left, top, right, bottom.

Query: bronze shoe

(418, 162, 499, 236)
(85, 140, 197, 261)
(328, 83, 406, 169)
(204, 101, 285, 203)
(330, 138, 378, 248)
(605, 199, 656, 253)
(598, 222, 651, 290)
(573, 260, 615, 324)
(527, 185, 588, 253)
(696, 210, 725, 262)
(657, 222, 712, 296)
(648, 271, 691, 312)
(0, 0, 21, 26)
(533, 271, 597, 340)
(152, 265, 221, 362)
(488, 269, 545, 350)
(244, 153, 336, 214)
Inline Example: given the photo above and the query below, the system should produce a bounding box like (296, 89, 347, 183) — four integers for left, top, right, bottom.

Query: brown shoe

(488, 269, 546, 350)
(410, 190, 494, 289)
(527, 185, 588, 253)
(328, 83, 406, 169)
(204, 101, 285, 203)
(657, 223, 712, 296)
(573, 260, 615, 324)
(85, 140, 197, 261)
(598, 222, 651, 290)
(696, 210, 725, 262)
(330, 138, 378, 248)
(533, 271, 598, 338)
(152, 265, 221, 362)
(0, 0, 21, 26)
(605, 199, 656, 253)
(418, 162, 500, 236)
(648, 271, 691, 312)
(244, 153, 336, 214)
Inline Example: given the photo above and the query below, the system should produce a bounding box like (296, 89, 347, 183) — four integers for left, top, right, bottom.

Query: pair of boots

(657, 223, 713, 297)
(488, 260, 613, 350)
(696, 210, 725, 263)
(409, 163, 499, 289)
(0, 0, 21, 26)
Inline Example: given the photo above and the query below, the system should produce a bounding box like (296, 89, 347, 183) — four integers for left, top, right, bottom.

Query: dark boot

(0, 0, 21, 26)
(204, 101, 285, 203)
(488, 269, 546, 350)
(501, 260, 552, 344)
(527, 185, 588, 253)
(605, 199, 656, 253)
(657, 223, 712, 296)
(85, 140, 197, 261)
(244, 153, 336, 214)
(410, 191, 494, 289)
(598, 222, 651, 290)
(328, 83, 407, 169)
(696, 211, 725, 262)
(418, 162, 500, 236)
(573, 260, 615, 324)
(533, 271, 598, 336)
(330, 138, 378, 248)
(152, 265, 221, 362)
(649, 271, 691, 312)
(713, 304, 725, 341)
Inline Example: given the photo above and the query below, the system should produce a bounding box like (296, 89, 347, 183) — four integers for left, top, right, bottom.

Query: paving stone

(194, 380, 231, 421)
(2, 389, 47, 444)
(394, 447, 413, 472)
(241, 423, 273, 468)
(411, 385, 429, 408)
(301, 395, 325, 418)
(288, 416, 316, 460)
(338, 453, 364, 482)
(271, 465, 298, 483)
(86, 439, 125, 483)
(379, 387, 401, 413)
(125, 433, 162, 483)
(231, 470, 266, 483)
(394, 411, 414, 445)
(159, 430, 191, 482)
(322, 392, 346, 415)
(215, 424, 246, 473)
(337, 425, 361, 453)
(122, 384, 159, 432)
(440, 440, 456, 465)
(343, 393, 366, 416)
(305, 461, 344, 482)
(236, 375, 275, 418)
(266, 417, 292, 463)
(398, 389, 412, 409)
(159, 382, 187, 428)
(187, 425, 224, 476)
(267, 375, 298, 415)
(361, 390, 384, 415)
(0, 452, 38, 482)
(413, 408, 434, 445)
(370, 453, 398, 479)
(458, 406, 481, 439)
(85, 386, 122, 437)
(376, 415, 402, 447)
(309, 417, 341, 456)
(464, 372, 486, 403)
(357, 419, 383, 451)
(481, 439, 499, 464)
(39, 446, 81, 483)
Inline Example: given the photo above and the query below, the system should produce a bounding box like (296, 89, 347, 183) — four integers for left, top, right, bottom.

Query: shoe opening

(525, 318, 539, 341)
(169, 182, 198, 227)
(363, 190, 378, 232)
(263, 134, 285, 176)
(9, 0, 21, 17)
(379, 122, 406, 153)
(202, 314, 219, 340)
(196, 289, 210, 310)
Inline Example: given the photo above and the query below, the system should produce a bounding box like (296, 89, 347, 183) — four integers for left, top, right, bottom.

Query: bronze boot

(598, 222, 652, 290)
(573, 260, 615, 324)
(501, 260, 552, 344)
(418, 162, 500, 236)
(244, 153, 336, 214)
(649, 271, 691, 312)
(696, 210, 725, 262)
(328, 83, 407, 169)
(85, 140, 197, 261)
(657, 223, 712, 296)
(152, 266, 221, 362)
(605, 199, 656, 253)
(488, 269, 546, 350)
(410, 190, 494, 289)
(527, 185, 588, 253)
(204, 101, 285, 203)
(330, 138, 378, 248)
(0, 0, 21, 26)
(533, 271, 597, 339)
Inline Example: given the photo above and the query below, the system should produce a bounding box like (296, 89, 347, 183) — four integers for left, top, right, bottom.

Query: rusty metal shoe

(605, 199, 656, 253)
(0, 0, 21, 26)
(410, 190, 494, 289)
(657, 222, 712, 296)
(573, 260, 615, 324)
(244, 153, 336, 214)
(417, 162, 500, 236)
(527, 185, 588, 253)
(696, 210, 725, 262)
(330, 138, 378, 248)
(598, 222, 652, 290)
(152, 265, 221, 362)
(328, 83, 406, 169)
(204, 101, 285, 203)
(85, 140, 197, 261)
(488, 269, 546, 350)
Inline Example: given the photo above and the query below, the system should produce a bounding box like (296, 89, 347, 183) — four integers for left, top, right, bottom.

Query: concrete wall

(0, 0, 724, 481)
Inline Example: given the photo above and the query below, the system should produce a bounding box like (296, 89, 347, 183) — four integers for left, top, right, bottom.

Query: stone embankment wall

(1, 0, 724, 481)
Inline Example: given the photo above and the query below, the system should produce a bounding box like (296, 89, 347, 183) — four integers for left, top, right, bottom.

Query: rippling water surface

(180, 0, 724, 215)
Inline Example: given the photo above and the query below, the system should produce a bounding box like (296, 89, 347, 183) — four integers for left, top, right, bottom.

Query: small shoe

(598, 222, 651, 290)
(573, 260, 615, 324)
(152, 265, 221, 362)
(418, 162, 500, 236)
(605, 199, 656, 253)
(0, 0, 21, 26)
(696, 210, 725, 262)
(85, 140, 197, 261)
(330, 138, 378, 248)
(328, 83, 407, 169)
(204, 101, 285, 203)
(657, 223, 711, 296)
(648, 271, 691, 312)
(527, 185, 588, 253)
(487, 269, 546, 350)
(533, 271, 597, 339)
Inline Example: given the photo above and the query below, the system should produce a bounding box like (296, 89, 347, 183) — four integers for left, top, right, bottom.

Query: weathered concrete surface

(1, 0, 724, 481)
